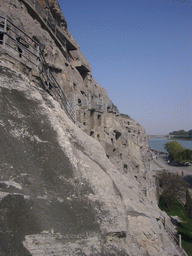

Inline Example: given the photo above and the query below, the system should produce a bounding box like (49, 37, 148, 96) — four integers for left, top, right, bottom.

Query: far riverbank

(148, 138, 192, 153)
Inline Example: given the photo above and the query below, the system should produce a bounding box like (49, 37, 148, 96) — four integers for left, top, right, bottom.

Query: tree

(170, 130, 186, 136)
(165, 141, 184, 160)
(158, 171, 188, 209)
(165, 141, 192, 163)
(169, 129, 192, 139)
(185, 189, 192, 218)
(188, 130, 192, 138)
(180, 149, 192, 163)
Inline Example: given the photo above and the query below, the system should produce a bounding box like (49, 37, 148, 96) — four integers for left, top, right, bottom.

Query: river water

(147, 138, 192, 153)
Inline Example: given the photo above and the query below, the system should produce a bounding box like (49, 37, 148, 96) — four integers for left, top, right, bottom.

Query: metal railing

(72, 94, 119, 115)
(0, 15, 75, 122)
(161, 216, 179, 244)
(21, 0, 69, 51)
(88, 94, 103, 111)
(160, 217, 188, 256)
(38, 53, 75, 122)
(0, 13, 117, 122)
(106, 100, 119, 114)
(0, 15, 40, 69)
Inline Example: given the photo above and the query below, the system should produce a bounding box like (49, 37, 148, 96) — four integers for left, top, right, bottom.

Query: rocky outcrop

(0, 61, 182, 255)
(0, 0, 184, 255)
(0, 0, 147, 178)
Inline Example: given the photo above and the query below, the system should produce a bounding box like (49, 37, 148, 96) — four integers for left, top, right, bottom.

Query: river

(147, 138, 192, 153)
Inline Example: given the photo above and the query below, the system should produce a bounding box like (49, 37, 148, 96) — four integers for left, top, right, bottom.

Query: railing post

(163, 217, 166, 227)
(146, 183, 148, 197)
(3, 16, 7, 49)
(101, 97, 103, 110)
(64, 38, 66, 49)
(47, 67, 50, 88)
(73, 94, 76, 122)
(179, 234, 181, 248)
(36, 45, 40, 70)
(34, 0, 36, 9)
(72, 93, 76, 107)
(88, 93, 91, 108)
(46, 11, 49, 23)
(54, 22, 57, 35)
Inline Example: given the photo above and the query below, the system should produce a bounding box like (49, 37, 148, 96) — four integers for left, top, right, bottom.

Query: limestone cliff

(0, 0, 184, 255)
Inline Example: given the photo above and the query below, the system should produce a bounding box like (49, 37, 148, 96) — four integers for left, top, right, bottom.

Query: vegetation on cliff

(120, 113, 130, 118)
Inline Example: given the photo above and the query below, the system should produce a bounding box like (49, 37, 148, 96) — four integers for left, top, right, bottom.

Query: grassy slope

(159, 194, 192, 255)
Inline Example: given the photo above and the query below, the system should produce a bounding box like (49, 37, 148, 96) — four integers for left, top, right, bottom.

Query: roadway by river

(149, 151, 192, 192)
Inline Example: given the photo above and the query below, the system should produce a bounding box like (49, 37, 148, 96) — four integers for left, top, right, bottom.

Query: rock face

(0, 0, 183, 255)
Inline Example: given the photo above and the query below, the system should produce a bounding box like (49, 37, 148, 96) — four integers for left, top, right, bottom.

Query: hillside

(0, 0, 184, 255)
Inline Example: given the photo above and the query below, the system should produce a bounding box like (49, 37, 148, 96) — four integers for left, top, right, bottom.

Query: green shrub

(185, 189, 192, 218)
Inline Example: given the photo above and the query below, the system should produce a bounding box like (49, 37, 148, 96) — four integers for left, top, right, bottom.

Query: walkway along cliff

(0, 0, 187, 255)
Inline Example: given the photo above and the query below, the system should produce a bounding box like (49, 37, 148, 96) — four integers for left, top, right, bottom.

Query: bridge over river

(147, 135, 169, 140)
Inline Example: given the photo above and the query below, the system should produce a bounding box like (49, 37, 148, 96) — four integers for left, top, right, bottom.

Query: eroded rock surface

(0, 0, 184, 255)
(0, 62, 182, 255)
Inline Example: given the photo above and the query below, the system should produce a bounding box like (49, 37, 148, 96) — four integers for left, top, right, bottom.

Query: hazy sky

(59, 0, 191, 135)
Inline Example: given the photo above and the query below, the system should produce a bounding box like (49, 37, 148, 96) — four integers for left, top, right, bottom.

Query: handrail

(0, 15, 39, 67)
(0, 8, 118, 121)
(7, 16, 39, 46)
(0, 14, 75, 122)
(160, 216, 179, 242)
(8, 27, 37, 52)
(160, 216, 188, 256)
(20, 0, 73, 52)
(73, 95, 119, 114)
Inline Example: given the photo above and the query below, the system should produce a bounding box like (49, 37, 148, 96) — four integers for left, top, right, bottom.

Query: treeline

(169, 129, 192, 139)
(165, 141, 192, 163)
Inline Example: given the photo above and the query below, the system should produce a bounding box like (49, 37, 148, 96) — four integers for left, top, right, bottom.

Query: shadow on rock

(0, 194, 41, 255)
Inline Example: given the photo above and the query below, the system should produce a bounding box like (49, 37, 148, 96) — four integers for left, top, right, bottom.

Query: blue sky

(59, 0, 192, 135)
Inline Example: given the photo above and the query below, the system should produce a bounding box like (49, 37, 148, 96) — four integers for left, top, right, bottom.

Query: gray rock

(0, 0, 185, 254)
(0, 61, 182, 255)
